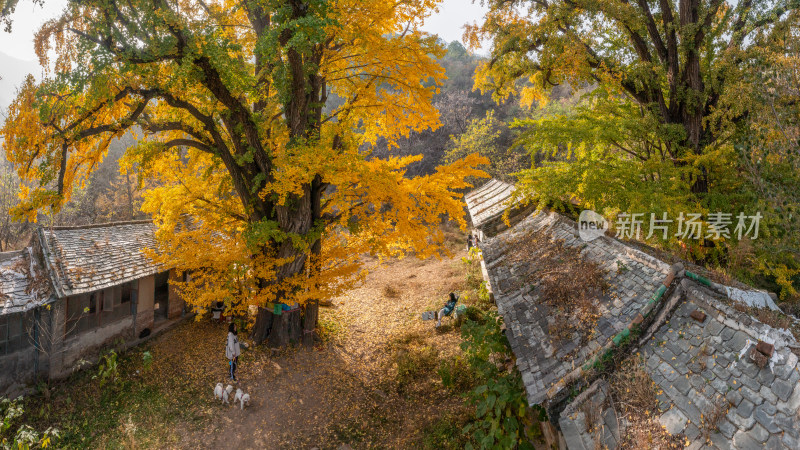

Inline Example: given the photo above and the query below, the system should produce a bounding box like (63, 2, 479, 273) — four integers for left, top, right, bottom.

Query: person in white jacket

(226, 322, 241, 381)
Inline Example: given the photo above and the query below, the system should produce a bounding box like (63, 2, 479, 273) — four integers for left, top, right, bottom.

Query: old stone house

(466, 180, 800, 449)
(0, 220, 186, 396)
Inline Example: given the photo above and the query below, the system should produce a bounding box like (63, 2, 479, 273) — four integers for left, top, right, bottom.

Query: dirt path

(166, 250, 470, 449)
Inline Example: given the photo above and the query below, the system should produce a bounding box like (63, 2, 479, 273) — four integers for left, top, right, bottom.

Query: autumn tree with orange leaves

(2, 0, 487, 346)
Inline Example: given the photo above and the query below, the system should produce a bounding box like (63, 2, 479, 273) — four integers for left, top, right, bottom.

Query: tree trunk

(302, 300, 319, 346)
(250, 307, 273, 343)
(287, 307, 302, 343)
(691, 166, 709, 193)
(249, 183, 313, 346)
(268, 310, 290, 348)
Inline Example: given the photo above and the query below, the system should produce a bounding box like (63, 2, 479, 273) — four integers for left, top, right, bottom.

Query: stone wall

(52, 316, 134, 379)
(0, 346, 39, 398)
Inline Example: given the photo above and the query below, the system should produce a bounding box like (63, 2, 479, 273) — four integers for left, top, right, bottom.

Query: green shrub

(141, 351, 153, 372)
(422, 413, 474, 450)
(437, 356, 478, 392)
(459, 312, 535, 449)
(1, 397, 59, 449)
(93, 350, 120, 386)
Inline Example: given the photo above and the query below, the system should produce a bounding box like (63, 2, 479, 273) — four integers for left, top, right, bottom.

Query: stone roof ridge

(545, 209, 670, 271)
(682, 279, 799, 350)
(0, 249, 28, 260)
(42, 219, 153, 231)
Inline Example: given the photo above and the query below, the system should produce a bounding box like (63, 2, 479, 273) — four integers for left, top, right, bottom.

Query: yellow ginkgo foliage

(2, 0, 488, 344)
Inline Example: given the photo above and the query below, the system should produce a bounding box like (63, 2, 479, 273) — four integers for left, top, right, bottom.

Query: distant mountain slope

(0, 52, 41, 114)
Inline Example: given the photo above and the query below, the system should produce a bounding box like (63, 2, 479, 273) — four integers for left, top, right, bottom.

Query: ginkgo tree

(1, 0, 487, 346)
(468, 0, 800, 297)
(468, 0, 800, 194)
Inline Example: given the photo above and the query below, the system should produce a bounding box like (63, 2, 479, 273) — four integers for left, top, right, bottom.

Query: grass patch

(437, 355, 479, 393)
(421, 412, 474, 450)
(394, 345, 439, 392)
(19, 348, 203, 448)
(387, 330, 442, 394)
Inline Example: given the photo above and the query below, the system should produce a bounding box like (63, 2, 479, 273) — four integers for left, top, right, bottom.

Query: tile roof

(557, 281, 800, 449)
(481, 209, 670, 405)
(38, 220, 163, 298)
(643, 281, 800, 447)
(0, 248, 53, 314)
(463, 182, 800, 448)
(464, 179, 516, 229)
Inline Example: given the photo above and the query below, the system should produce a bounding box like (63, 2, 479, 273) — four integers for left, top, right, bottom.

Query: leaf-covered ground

(20, 246, 478, 449)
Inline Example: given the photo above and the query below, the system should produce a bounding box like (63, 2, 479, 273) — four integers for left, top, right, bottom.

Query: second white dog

(213, 383, 224, 402)
(222, 384, 234, 404)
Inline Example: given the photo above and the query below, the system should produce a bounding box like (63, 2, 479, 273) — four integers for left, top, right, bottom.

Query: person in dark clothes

(436, 292, 459, 327)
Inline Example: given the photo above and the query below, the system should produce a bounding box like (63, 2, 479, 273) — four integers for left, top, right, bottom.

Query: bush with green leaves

(141, 351, 153, 372)
(93, 350, 120, 386)
(437, 356, 478, 392)
(1, 397, 59, 449)
(458, 311, 535, 449)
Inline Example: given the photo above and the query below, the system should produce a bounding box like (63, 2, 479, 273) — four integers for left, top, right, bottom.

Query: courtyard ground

(19, 244, 480, 449)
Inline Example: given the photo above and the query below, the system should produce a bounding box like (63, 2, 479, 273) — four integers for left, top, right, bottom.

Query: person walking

(226, 322, 241, 381)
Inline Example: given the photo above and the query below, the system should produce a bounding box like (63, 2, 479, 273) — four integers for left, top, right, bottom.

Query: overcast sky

(0, 0, 488, 62)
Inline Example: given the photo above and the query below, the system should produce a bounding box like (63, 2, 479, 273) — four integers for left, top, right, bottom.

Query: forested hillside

(0, 132, 148, 250)
(370, 41, 529, 179)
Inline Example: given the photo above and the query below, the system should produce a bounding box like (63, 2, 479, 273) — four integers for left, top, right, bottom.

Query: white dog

(222, 384, 234, 404)
(214, 383, 224, 401)
(234, 388, 243, 406)
(240, 393, 250, 410)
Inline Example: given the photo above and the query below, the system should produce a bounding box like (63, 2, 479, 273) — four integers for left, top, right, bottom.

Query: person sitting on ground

(436, 292, 459, 327)
(226, 322, 241, 381)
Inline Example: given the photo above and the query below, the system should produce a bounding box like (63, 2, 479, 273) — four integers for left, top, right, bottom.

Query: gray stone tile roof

(559, 379, 620, 450)
(560, 281, 800, 449)
(0, 249, 52, 314)
(464, 182, 800, 448)
(464, 179, 516, 229)
(38, 220, 163, 298)
(644, 281, 800, 448)
(481, 209, 670, 405)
